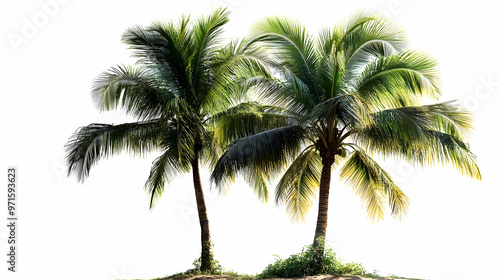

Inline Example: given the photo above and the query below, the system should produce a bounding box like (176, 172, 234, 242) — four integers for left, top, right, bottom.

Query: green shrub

(259, 237, 366, 278)
(185, 242, 224, 275)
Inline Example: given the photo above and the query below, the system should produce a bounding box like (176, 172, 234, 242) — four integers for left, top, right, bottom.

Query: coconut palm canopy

(210, 11, 481, 243)
(65, 8, 274, 272)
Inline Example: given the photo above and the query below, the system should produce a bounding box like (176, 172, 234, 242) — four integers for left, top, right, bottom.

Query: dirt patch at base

(167, 275, 397, 280)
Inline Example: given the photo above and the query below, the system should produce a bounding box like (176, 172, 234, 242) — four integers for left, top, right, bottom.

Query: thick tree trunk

(192, 153, 213, 272)
(313, 160, 333, 246)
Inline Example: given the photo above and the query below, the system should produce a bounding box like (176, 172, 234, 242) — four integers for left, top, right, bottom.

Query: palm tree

(211, 12, 481, 248)
(65, 8, 271, 272)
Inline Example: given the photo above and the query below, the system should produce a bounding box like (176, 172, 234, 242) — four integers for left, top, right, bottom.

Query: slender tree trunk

(192, 152, 213, 272)
(313, 160, 333, 246)
(311, 159, 334, 274)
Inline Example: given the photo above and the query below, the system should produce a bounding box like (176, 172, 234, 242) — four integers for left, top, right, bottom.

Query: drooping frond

(421, 101, 474, 141)
(145, 146, 191, 209)
(66, 120, 163, 182)
(425, 131, 481, 180)
(275, 147, 322, 223)
(339, 150, 409, 221)
(211, 125, 307, 190)
(245, 170, 270, 203)
(211, 102, 288, 147)
(352, 50, 441, 109)
(354, 104, 481, 180)
(92, 65, 172, 120)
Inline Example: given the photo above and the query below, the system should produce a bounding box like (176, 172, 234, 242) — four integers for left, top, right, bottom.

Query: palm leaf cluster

(211, 11, 480, 225)
(65, 9, 481, 270)
(66, 8, 272, 207)
(65, 8, 275, 272)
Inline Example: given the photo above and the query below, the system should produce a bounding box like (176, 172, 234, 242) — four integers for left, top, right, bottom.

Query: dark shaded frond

(211, 125, 307, 189)
(311, 94, 373, 130)
(212, 102, 289, 147)
(122, 24, 190, 97)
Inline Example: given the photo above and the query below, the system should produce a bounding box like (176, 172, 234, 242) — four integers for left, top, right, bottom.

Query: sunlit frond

(251, 16, 322, 99)
(425, 131, 481, 180)
(339, 150, 409, 221)
(200, 39, 275, 114)
(353, 50, 441, 109)
(345, 39, 398, 80)
(275, 147, 322, 223)
(337, 11, 406, 62)
(355, 106, 480, 180)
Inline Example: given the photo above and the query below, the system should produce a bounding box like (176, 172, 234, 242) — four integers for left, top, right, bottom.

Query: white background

(1, 1, 499, 280)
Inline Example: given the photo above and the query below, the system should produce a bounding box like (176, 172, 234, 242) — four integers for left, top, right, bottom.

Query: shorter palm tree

(65, 8, 273, 272)
(211, 12, 481, 252)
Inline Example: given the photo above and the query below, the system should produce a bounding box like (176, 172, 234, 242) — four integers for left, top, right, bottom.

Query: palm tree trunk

(310, 159, 334, 274)
(192, 152, 213, 272)
(313, 160, 333, 245)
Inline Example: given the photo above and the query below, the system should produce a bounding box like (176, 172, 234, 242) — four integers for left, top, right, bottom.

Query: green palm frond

(353, 50, 441, 109)
(311, 94, 373, 130)
(339, 150, 409, 221)
(421, 101, 474, 140)
(122, 24, 191, 95)
(243, 170, 270, 203)
(145, 146, 190, 208)
(345, 39, 398, 80)
(252, 16, 321, 100)
(92, 65, 172, 120)
(275, 147, 322, 223)
(355, 107, 480, 180)
(66, 120, 163, 182)
(357, 106, 435, 150)
(191, 8, 230, 97)
(425, 131, 481, 180)
(211, 125, 307, 189)
(212, 102, 288, 147)
(200, 39, 274, 114)
(337, 11, 406, 62)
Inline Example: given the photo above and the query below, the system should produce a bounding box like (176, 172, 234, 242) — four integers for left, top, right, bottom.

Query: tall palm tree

(65, 8, 271, 272)
(211, 12, 481, 247)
